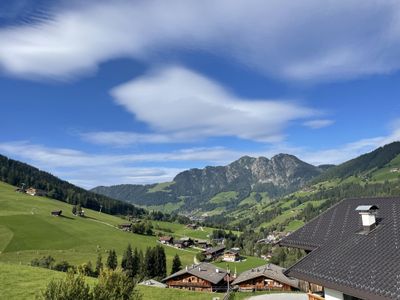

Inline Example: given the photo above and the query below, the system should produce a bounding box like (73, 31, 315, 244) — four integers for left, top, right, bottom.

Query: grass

(139, 286, 217, 300)
(0, 181, 197, 270)
(0, 262, 96, 300)
(144, 200, 185, 214)
(147, 182, 175, 193)
(214, 256, 266, 274)
(285, 219, 305, 231)
(209, 191, 238, 204)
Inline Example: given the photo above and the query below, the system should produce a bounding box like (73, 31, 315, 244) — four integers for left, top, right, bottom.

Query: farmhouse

(26, 187, 47, 197)
(202, 245, 225, 261)
(162, 262, 231, 292)
(232, 263, 299, 292)
(223, 248, 240, 262)
(118, 223, 132, 231)
(194, 239, 210, 249)
(159, 236, 174, 244)
(51, 210, 62, 216)
(186, 223, 198, 230)
(280, 197, 400, 300)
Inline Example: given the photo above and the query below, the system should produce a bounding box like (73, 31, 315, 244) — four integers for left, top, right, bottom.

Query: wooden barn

(162, 262, 231, 292)
(202, 245, 225, 261)
(51, 210, 62, 216)
(232, 263, 299, 292)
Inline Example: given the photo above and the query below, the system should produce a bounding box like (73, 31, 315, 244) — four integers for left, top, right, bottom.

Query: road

(246, 293, 308, 300)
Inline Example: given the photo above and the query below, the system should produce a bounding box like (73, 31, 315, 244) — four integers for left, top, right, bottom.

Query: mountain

(0, 154, 145, 216)
(315, 141, 400, 182)
(92, 154, 324, 214)
(229, 141, 400, 232)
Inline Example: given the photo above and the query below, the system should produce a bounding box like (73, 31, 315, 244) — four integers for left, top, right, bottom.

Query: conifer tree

(143, 247, 155, 278)
(154, 245, 166, 279)
(95, 254, 103, 276)
(121, 244, 135, 278)
(106, 250, 117, 270)
(171, 254, 182, 274)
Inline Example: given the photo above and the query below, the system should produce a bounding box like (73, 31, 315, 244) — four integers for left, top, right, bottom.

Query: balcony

(307, 292, 325, 300)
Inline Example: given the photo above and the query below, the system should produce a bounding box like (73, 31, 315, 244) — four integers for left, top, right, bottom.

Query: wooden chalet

(194, 239, 211, 249)
(51, 210, 62, 216)
(162, 262, 231, 292)
(280, 198, 400, 300)
(159, 236, 174, 244)
(232, 263, 299, 292)
(223, 248, 240, 262)
(202, 245, 225, 260)
(26, 187, 47, 197)
(186, 223, 198, 230)
(118, 223, 132, 231)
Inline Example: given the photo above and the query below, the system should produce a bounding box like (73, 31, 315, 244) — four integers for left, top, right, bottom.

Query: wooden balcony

(307, 292, 325, 300)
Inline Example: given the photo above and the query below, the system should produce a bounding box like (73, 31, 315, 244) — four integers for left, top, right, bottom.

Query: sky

(1, 0, 400, 188)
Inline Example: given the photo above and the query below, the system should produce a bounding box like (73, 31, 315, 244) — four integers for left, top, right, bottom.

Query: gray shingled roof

(232, 263, 299, 288)
(162, 262, 228, 284)
(204, 245, 225, 254)
(280, 197, 400, 300)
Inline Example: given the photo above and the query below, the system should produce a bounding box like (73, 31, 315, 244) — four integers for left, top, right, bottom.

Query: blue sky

(1, 0, 400, 188)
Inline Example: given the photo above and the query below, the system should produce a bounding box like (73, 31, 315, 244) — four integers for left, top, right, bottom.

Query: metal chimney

(355, 205, 379, 232)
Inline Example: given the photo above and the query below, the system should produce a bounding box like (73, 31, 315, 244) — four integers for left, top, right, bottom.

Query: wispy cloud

(107, 66, 315, 144)
(2, 121, 400, 188)
(303, 119, 334, 129)
(1, 0, 400, 81)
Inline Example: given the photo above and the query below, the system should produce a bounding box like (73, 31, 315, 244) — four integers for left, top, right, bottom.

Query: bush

(31, 256, 55, 269)
(53, 261, 74, 273)
(39, 269, 142, 300)
(93, 269, 142, 300)
(39, 271, 91, 300)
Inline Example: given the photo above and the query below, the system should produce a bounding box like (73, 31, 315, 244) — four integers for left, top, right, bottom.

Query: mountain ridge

(92, 153, 324, 214)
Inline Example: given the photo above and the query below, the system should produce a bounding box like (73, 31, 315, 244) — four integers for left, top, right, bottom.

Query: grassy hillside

(0, 181, 198, 269)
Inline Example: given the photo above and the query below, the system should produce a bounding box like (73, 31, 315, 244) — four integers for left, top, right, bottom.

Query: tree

(95, 254, 103, 276)
(106, 250, 118, 270)
(31, 256, 55, 269)
(53, 261, 74, 272)
(196, 252, 206, 262)
(171, 254, 182, 274)
(93, 269, 142, 300)
(132, 248, 141, 278)
(153, 245, 166, 279)
(72, 205, 77, 215)
(78, 261, 94, 277)
(39, 270, 92, 300)
(121, 244, 135, 278)
(143, 247, 155, 278)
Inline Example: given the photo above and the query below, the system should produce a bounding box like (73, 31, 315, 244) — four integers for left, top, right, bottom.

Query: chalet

(194, 239, 211, 249)
(173, 240, 186, 249)
(186, 223, 198, 230)
(159, 236, 174, 244)
(26, 187, 47, 197)
(162, 262, 231, 292)
(223, 248, 240, 262)
(138, 279, 167, 288)
(118, 223, 132, 231)
(51, 210, 62, 216)
(232, 263, 299, 292)
(280, 198, 400, 300)
(202, 245, 225, 261)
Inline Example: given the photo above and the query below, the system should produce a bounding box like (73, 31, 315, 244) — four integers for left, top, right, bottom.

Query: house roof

(162, 262, 228, 284)
(204, 245, 225, 255)
(138, 279, 167, 288)
(224, 249, 240, 255)
(159, 236, 173, 241)
(280, 197, 400, 300)
(232, 263, 299, 288)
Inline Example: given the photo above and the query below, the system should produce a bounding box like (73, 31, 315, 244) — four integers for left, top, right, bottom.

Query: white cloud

(303, 119, 334, 129)
(1, 1, 400, 81)
(1, 123, 400, 187)
(109, 66, 315, 143)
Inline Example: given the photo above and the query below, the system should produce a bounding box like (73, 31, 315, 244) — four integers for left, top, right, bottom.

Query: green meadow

(0, 181, 267, 299)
